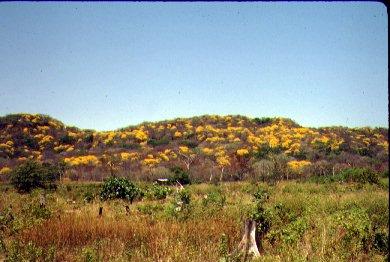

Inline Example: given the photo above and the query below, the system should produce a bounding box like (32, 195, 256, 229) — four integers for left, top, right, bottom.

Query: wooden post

(236, 219, 261, 261)
(98, 206, 103, 217)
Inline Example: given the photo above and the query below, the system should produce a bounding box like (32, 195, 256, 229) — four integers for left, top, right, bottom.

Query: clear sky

(0, 2, 388, 131)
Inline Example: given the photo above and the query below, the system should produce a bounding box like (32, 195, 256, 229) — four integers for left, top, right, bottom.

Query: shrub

(10, 160, 60, 193)
(169, 167, 191, 185)
(146, 183, 172, 200)
(202, 188, 226, 209)
(59, 134, 77, 144)
(253, 117, 273, 125)
(100, 177, 142, 203)
(334, 206, 372, 253)
(147, 137, 170, 147)
(180, 140, 198, 148)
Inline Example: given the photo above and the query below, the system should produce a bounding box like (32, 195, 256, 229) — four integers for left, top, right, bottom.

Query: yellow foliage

(195, 126, 204, 133)
(236, 148, 249, 156)
(120, 152, 139, 161)
(179, 146, 189, 154)
(288, 160, 311, 173)
(202, 147, 213, 155)
(131, 129, 148, 141)
(158, 152, 170, 161)
(216, 156, 230, 167)
(64, 155, 100, 166)
(142, 155, 161, 166)
(205, 136, 225, 143)
(174, 131, 183, 138)
(0, 167, 11, 175)
(39, 135, 54, 145)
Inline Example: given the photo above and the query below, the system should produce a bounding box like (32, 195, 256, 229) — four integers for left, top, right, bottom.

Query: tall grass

(0, 180, 388, 261)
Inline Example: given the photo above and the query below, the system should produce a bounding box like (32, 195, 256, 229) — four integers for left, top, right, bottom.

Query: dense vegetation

(0, 113, 388, 261)
(0, 179, 388, 261)
(0, 114, 388, 183)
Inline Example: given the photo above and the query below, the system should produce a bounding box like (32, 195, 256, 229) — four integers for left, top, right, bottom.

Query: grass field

(0, 179, 388, 261)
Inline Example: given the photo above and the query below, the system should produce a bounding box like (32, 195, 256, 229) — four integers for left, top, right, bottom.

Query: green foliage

(253, 117, 273, 125)
(169, 167, 191, 185)
(311, 168, 380, 185)
(81, 246, 99, 262)
(146, 183, 172, 200)
(137, 203, 164, 216)
(4, 240, 56, 262)
(180, 140, 198, 148)
(334, 206, 372, 253)
(165, 189, 192, 220)
(202, 188, 226, 209)
(253, 144, 282, 159)
(373, 231, 388, 254)
(83, 190, 95, 203)
(147, 137, 170, 147)
(250, 186, 272, 240)
(100, 177, 142, 203)
(177, 188, 191, 205)
(219, 233, 229, 262)
(10, 160, 61, 193)
(59, 134, 77, 144)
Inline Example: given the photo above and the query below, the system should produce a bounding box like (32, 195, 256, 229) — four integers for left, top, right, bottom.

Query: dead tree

(235, 219, 261, 261)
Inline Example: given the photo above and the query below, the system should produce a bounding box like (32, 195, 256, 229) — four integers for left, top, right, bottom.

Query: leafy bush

(147, 137, 170, 147)
(202, 188, 226, 209)
(146, 183, 172, 200)
(168, 167, 191, 185)
(253, 117, 273, 125)
(10, 160, 61, 193)
(180, 140, 198, 148)
(100, 177, 142, 203)
(334, 206, 372, 253)
(177, 189, 191, 205)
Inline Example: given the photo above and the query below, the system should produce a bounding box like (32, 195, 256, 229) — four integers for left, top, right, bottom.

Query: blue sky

(0, 2, 387, 130)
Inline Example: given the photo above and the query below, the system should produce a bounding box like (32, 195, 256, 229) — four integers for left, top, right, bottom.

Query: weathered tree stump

(39, 193, 46, 208)
(236, 219, 261, 261)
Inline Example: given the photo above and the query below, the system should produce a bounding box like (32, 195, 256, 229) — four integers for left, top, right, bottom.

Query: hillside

(0, 113, 388, 181)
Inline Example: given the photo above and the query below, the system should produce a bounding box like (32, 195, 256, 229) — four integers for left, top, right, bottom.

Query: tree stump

(236, 219, 261, 261)
(39, 193, 46, 208)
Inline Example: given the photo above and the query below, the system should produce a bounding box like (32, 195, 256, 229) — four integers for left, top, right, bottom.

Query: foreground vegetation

(0, 178, 388, 261)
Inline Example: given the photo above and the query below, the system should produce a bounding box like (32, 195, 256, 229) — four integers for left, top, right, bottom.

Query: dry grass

(20, 211, 240, 261)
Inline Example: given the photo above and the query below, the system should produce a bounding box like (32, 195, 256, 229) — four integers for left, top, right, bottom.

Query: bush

(146, 183, 172, 200)
(253, 117, 273, 125)
(169, 167, 191, 185)
(147, 137, 170, 147)
(202, 188, 226, 209)
(10, 160, 60, 193)
(100, 177, 142, 203)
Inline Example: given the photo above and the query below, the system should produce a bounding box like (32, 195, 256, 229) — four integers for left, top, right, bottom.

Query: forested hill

(0, 113, 388, 180)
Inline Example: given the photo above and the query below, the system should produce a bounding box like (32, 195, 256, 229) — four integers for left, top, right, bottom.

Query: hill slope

(0, 113, 388, 180)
